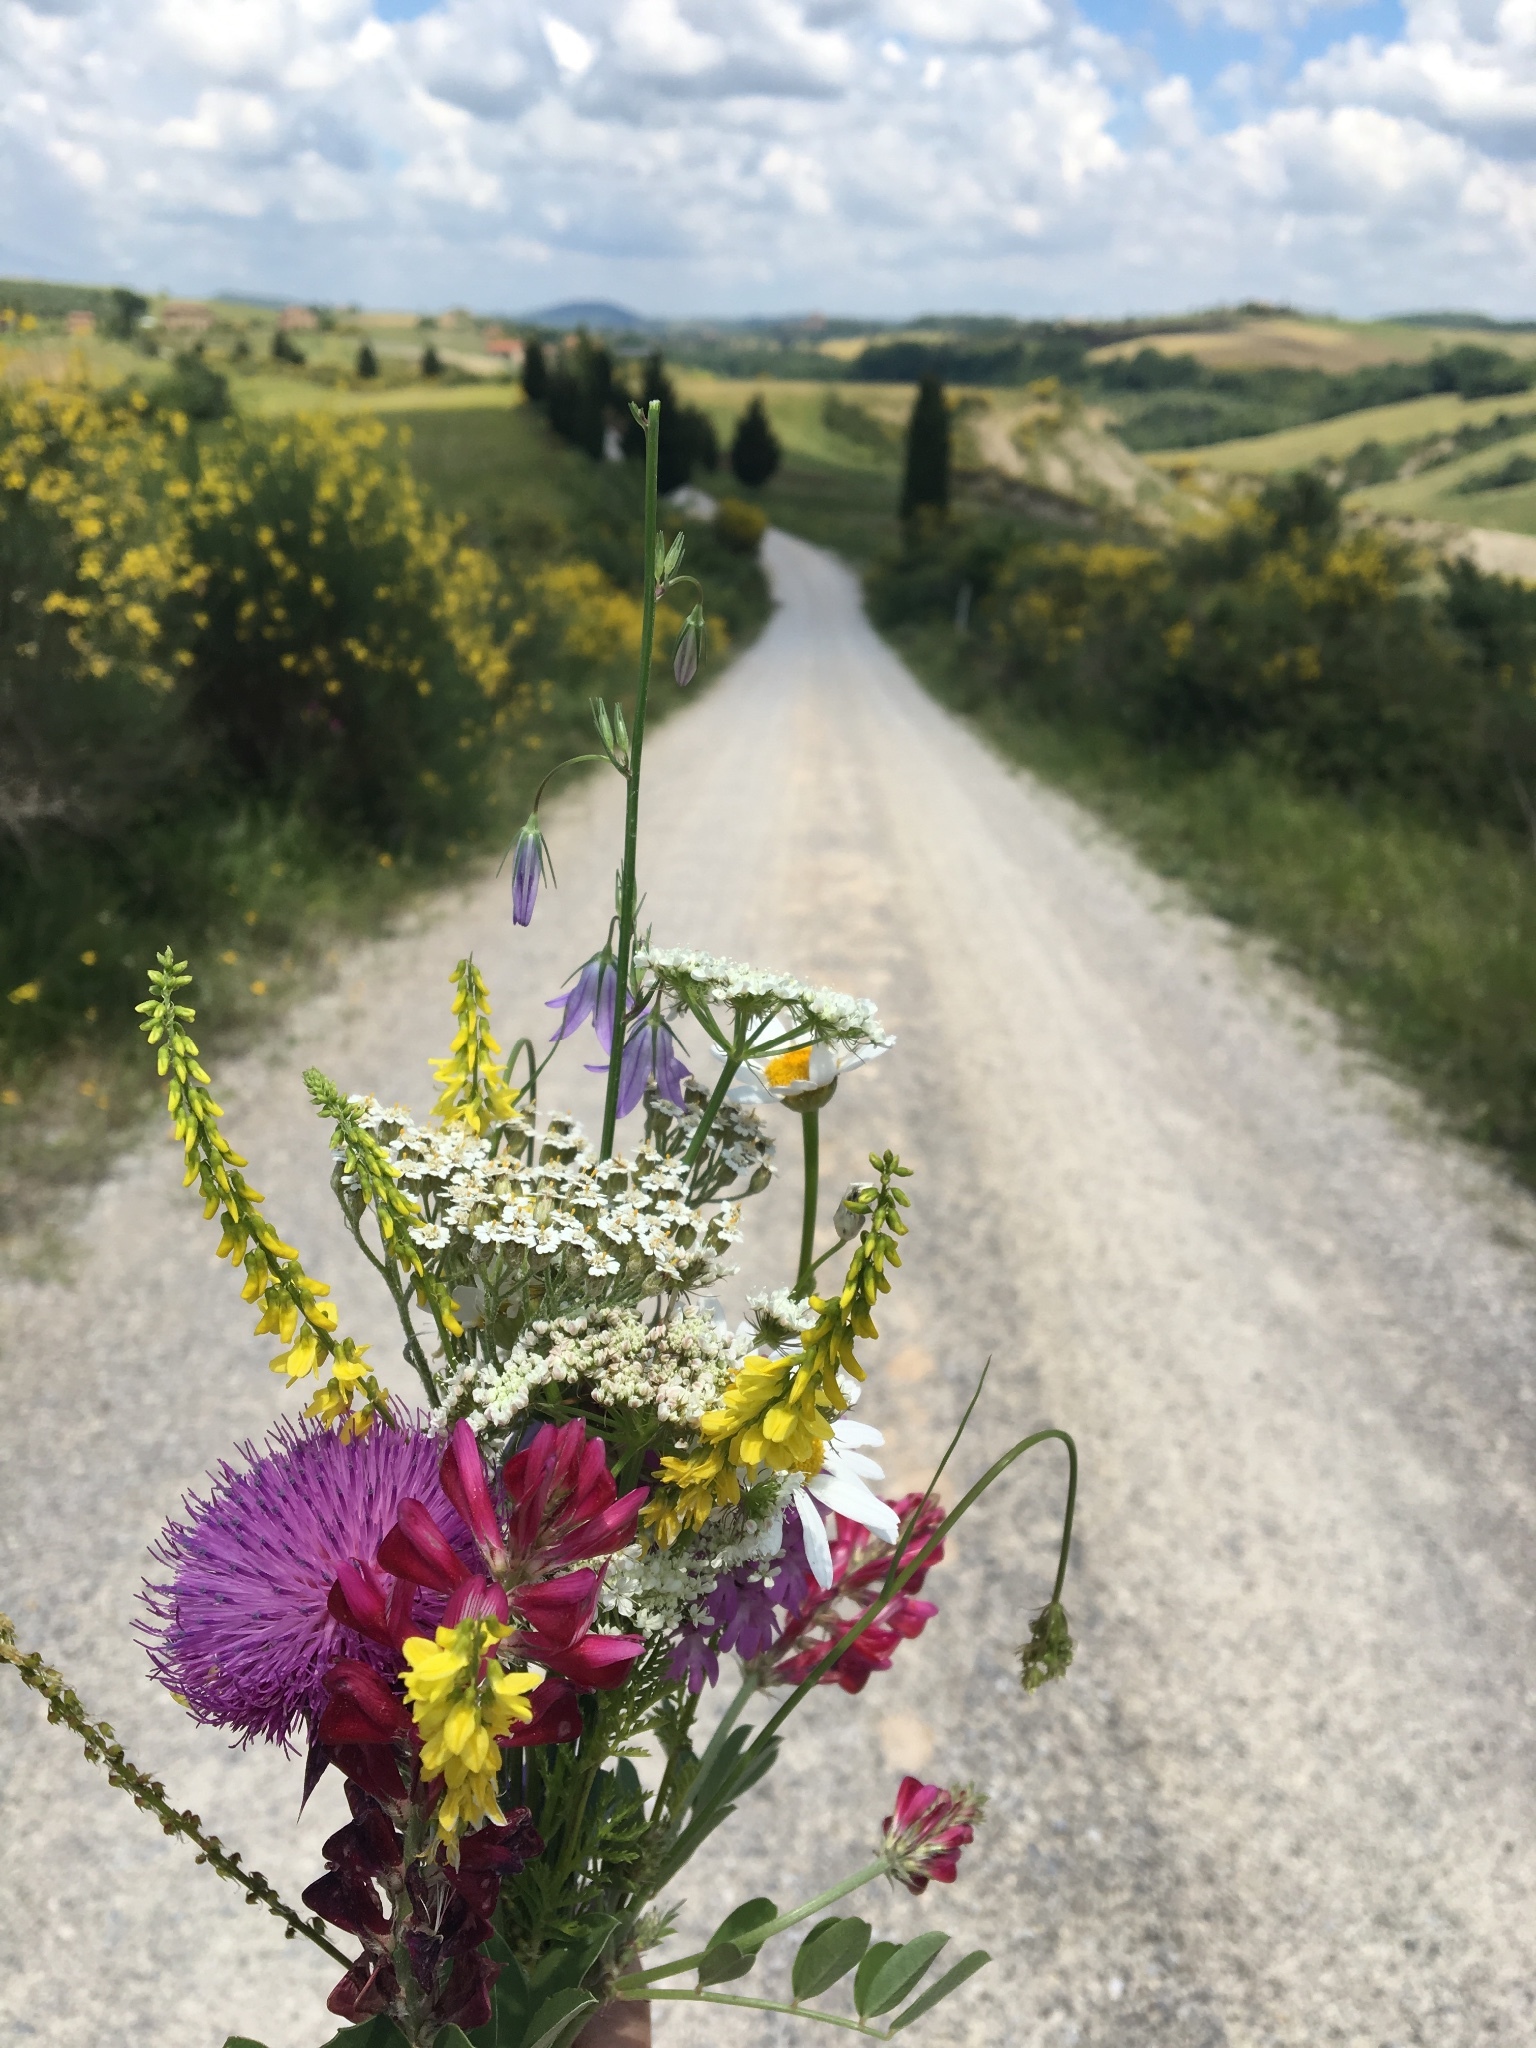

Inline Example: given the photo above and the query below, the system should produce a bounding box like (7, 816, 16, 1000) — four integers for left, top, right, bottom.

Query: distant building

(161, 301, 214, 335)
(485, 335, 525, 366)
(65, 309, 96, 337)
(278, 304, 319, 332)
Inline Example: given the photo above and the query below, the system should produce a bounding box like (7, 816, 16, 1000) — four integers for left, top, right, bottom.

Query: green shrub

(713, 497, 767, 555)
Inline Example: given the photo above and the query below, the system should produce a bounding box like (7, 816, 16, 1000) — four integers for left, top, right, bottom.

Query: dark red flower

(768, 1492, 945, 1695)
(325, 1952, 398, 2022)
(316, 1658, 413, 1746)
(881, 1776, 985, 1893)
(302, 1867, 392, 1940)
(501, 1419, 648, 1570)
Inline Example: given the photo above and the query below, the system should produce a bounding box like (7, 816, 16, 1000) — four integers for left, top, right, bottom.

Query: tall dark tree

(729, 395, 781, 489)
(420, 344, 443, 378)
(355, 341, 379, 379)
(522, 338, 548, 404)
(900, 376, 950, 519)
(107, 287, 148, 340)
(545, 335, 612, 459)
(271, 328, 305, 366)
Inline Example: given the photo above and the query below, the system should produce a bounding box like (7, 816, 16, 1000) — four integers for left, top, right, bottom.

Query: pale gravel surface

(3, 530, 1535, 2048)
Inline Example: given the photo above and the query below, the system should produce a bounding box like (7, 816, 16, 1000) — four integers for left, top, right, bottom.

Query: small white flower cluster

(637, 948, 893, 1052)
(436, 1304, 736, 1434)
(740, 1287, 819, 1355)
(347, 1101, 739, 1296)
(600, 1493, 790, 1641)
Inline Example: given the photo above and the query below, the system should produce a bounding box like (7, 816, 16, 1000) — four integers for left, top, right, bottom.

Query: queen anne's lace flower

(635, 948, 893, 1053)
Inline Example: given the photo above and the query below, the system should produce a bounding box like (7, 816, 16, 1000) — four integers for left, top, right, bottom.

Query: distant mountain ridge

(522, 299, 649, 330)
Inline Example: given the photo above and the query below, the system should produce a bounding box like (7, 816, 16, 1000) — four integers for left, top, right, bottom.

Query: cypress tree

(900, 375, 950, 519)
(355, 341, 378, 379)
(421, 344, 442, 378)
(730, 396, 781, 489)
(522, 338, 548, 403)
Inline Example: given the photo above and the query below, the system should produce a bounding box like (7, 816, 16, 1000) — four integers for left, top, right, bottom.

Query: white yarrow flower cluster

(600, 1495, 790, 1641)
(339, 1102, 741, 1326)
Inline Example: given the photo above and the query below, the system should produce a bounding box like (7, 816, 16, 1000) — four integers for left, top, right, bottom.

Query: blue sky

(2, 1, 1533, 320)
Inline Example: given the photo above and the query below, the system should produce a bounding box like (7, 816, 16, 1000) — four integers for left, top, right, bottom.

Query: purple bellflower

(510, 814, 551, 927)
(140, 1415, 474, 1750)
(546, 950, 618, 1051)
(590, 1003, 690, 1119)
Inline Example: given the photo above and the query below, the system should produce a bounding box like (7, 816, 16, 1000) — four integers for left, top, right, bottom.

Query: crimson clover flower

(767, 1491, 944, 1696)
(882, 1776, 985, 1893)
(588, 1001, 689, 1118)
(510, 813, 551, 926)
(140, 1415, 474, 1749)
(546, 948, 618, 1051)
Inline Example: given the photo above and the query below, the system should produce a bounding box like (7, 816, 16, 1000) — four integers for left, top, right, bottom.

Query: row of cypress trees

(519, 329, 946, 520)
(521, 336, 782, 492)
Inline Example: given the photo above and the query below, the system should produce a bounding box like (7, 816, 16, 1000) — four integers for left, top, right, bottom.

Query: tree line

(521, 337, 782, 492)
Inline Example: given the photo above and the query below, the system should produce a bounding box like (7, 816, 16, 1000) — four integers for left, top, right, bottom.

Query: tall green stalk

(793, 1106, 821, 1296)
(600, 398, 663, 1161)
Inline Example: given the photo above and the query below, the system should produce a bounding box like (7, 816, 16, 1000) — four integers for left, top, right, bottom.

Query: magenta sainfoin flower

(353, 1419, 647, 1693)
(768, 1492, 944, 1695)
(882, 1776, 985, 1893)
(140, 1416, 473, 1749)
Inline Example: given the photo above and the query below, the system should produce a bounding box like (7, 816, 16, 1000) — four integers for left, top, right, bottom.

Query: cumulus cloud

(0, 0, 1533, 313)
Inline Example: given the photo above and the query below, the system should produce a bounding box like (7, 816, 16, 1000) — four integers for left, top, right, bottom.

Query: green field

(1147, 389, 1536, 476)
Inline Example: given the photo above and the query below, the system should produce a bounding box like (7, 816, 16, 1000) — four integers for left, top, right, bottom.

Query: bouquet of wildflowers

(2, 403, 1077, 2048)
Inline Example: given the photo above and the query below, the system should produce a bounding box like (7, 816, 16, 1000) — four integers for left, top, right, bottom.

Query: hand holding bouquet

(2, 402, 1077, 2048)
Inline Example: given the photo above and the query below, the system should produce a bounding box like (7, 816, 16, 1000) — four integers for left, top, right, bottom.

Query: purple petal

(511, 829, 542, 926)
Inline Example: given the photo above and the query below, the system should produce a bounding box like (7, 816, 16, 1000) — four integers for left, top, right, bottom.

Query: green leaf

(435, 2031, 477, 2048)
(861, 1932, 951, 2017)
(519, 1987, 599, 2048)
(697, 1940, 753, 1986)
(792, 1916, 871, 2001)
(706, 1896, 779, 1955)
(313, 2018, 410, 2048)
(854, 1941, 901, 2018)
(886, 1950, 991, 2034)
(222, 2039, 269, 2046)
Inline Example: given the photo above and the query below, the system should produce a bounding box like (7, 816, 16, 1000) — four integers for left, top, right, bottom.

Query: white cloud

(1, 0, 1535, 316)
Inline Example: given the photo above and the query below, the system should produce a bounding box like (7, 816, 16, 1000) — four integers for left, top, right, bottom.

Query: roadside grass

(893, 621, 1536, 1185)
(745, 455, 902, 567)
(0, 391, 768, 1251)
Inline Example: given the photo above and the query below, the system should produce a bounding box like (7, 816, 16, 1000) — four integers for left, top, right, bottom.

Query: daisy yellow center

(763, 1045, 813, 1089)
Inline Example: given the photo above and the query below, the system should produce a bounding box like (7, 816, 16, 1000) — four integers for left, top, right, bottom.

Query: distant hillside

(524, 299, 648, 331)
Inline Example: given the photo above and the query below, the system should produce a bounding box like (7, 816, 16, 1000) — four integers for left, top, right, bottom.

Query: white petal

(831, 1418, 884, 1448)
(809, 1467, 900, 1545)
(794, 1487, 835, 1588)
(833, 1447, 886, 1479)
(808, 1043, 838, 1086)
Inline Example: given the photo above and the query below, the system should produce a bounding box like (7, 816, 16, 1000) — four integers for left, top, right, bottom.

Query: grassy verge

(0, 396, 768, 1250)
(890, 619, 1536, 1186)
(747, 455, 902, 566)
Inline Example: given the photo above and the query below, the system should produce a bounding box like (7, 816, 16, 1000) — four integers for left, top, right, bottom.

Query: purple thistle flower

(140, 1416, 474, 1751)
(546, 951, 618, 1052)
(510, 814, 550, 927)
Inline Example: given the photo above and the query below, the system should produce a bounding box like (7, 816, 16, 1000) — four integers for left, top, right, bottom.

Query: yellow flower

(401, 1619, 539, 1847)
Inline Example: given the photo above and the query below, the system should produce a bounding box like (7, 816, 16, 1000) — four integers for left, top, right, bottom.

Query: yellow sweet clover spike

(304, 1067, 464, 1350)
(428, 958, 518, 1136)
(400, 1618, 539, 1851)
(136, 950, 393, 1433)
(640, 1152, 914, 1545)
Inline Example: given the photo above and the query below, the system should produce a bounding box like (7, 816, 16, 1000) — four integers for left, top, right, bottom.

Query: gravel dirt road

(3, 529, 1534, 2048)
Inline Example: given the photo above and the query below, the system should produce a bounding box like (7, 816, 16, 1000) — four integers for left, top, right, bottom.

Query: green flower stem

(0, 1614, 350, 1968)
(616, 1856, 890, 1990)
(630, 1987, 881, 2033)
(600, 398, 663, 1161)
(748, 1427, 1079, 1757)
(681, 1015, 748, 1170)
(793, 1107, 821, 1298)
